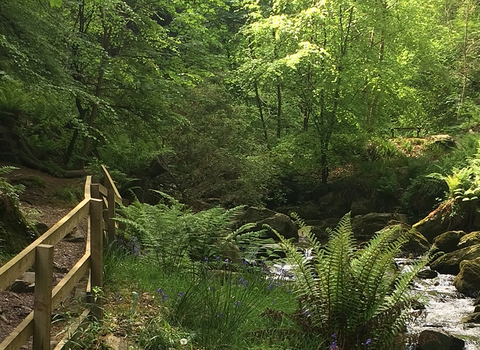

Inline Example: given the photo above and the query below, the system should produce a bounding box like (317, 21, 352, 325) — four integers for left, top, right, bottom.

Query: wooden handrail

(0, 165, 123, 350)
(101, 165, 122, 204)
(0, 198, 90, 292)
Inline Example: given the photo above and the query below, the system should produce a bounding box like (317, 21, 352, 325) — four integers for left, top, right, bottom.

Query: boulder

(307, 217, 341, 243)
(453, 257, 480, 297)
(433, 231, 466, 253)
(318, 192, 349, 218)
(351, 213, 408, 241)
(256, 213, 298, 241)
(235, 207, 298, 241)
(430, 244, 480, 274)
(376, 222, 430, 257)
(0, 193, 37, 254)
(417, 330, 464, 350)
(458, 231, 480, 249)
(236, 207, 277, 226)
(350, 199, 375, 216)
(417, 269, 438, 279)
(275, 204, 323, 221)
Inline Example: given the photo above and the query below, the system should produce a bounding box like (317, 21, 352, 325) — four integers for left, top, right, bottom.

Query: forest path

(0, 163, 88, 347)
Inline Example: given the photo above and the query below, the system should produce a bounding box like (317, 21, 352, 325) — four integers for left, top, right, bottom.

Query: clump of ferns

(275, 213, 433, 350)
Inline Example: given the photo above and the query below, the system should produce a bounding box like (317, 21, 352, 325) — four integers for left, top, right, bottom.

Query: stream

(398, 260, 480, 349)
(272, 259, 480, 349)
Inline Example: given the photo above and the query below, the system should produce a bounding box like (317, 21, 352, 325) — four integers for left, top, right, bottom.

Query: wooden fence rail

(0, 166, 122, 350)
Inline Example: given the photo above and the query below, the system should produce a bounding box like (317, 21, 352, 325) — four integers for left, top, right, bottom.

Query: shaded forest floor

(0, 164, 88, 348)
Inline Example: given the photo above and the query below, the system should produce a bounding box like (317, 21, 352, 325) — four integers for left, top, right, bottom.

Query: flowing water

(396, 259, 480, 350)
(272, 259, 480, 349)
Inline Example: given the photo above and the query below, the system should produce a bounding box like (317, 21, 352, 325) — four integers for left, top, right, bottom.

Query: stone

(350, 199, 375, 216)
(375, 222, 430, 257)
(275, 204, 323, 221)
(430, 244, 480, 274)
(453, 257, 480, 297)
(458, 231, 480, 249)
(433, 231, 466, 253)
(350, 213, 408, 241)
(417, 269, 438, 279)
(35, 222, 49, 234)
(307, 217, 341, 243)
(9, 272, 36, 293)
(256, 213, 298, 241)
(417, 330, 464, 350)
(234, 207, 298, 241)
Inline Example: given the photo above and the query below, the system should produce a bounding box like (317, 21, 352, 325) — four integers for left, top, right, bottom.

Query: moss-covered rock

(351, 213, 407, 241)
(458, 231, 480, 249)
(430, 244, 480, 274)
(433, 231, 466, 253)
(234, 207, 298, 241)
(0, 193, 36, 254)
(453, 257, 480, 297)
(376, 222, 430, 257)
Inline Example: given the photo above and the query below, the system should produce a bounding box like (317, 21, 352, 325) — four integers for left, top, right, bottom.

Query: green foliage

(172, 261, 289, 350)
(116, 194, 271, 273)
(53, 186, 82, 205)
(0, 166, 24, 204)
(276, 213, 431, 350)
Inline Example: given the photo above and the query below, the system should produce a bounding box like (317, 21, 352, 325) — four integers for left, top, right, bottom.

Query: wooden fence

(0, 165, 122, 350)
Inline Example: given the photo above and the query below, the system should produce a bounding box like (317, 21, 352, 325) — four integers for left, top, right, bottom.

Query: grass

(97, 246, 319, 350)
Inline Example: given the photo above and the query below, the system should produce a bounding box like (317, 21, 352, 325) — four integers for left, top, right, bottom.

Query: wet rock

(433, 231, 466, 253)
(430, 244, 480, 274)
(458, 231, 480, 249)
(453, 257, 480, 297)
(417, 269, 438, 279)
(417, 330, 464, 350)
(350, 213, 408, 241)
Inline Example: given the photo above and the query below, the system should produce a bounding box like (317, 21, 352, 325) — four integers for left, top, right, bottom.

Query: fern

(276, 213, 432, 350)
(116, 199, 271, 273)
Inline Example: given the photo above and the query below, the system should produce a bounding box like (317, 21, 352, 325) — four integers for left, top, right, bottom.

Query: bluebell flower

(243, 280, 248, 287)
(178, 291, 185, 298)
(235, 301, 242, 307)
(209, 286, 214, 292)
(239, 276, 244, 284)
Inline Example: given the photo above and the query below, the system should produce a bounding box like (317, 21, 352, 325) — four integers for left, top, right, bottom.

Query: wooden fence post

(90, 199, 104, 320)
(90, 183, 100, 200)
(107, 189, 116, 244)
(33, 244, 53, 350)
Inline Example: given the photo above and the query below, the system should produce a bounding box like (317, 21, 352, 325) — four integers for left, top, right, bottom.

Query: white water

(272, 259, 480, 349)
(406, 266, 480, 350)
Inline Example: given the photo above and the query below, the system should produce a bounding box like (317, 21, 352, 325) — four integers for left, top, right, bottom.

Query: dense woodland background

(2, 0, 480, 220)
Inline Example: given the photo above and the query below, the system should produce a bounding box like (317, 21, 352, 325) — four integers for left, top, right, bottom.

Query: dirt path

(0, 164, 89, 348)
